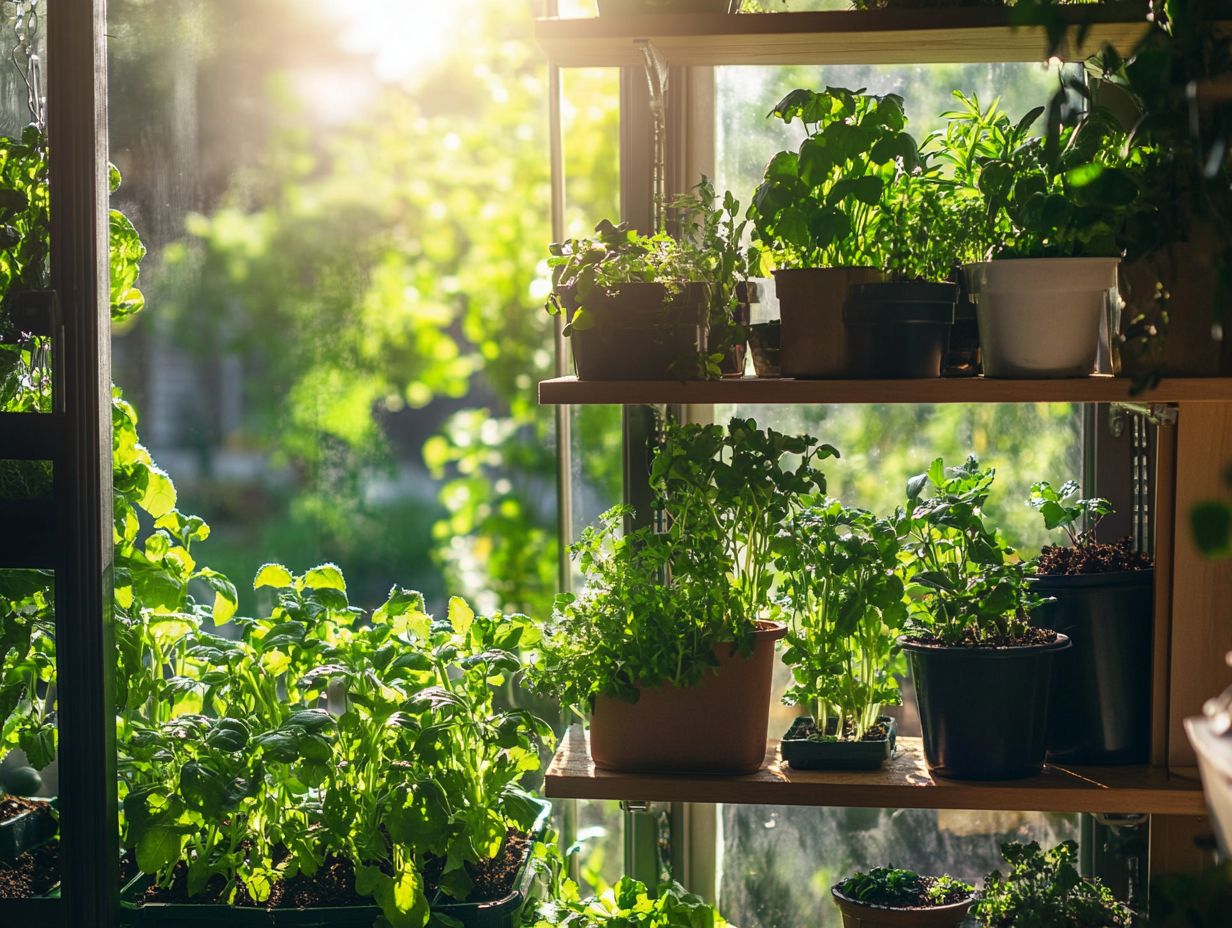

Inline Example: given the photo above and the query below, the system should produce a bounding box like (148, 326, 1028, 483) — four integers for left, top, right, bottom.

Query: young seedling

(1028, 480, 1152, 575)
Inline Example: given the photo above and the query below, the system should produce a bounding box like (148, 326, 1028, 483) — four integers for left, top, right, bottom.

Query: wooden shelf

(546, 726, 1206, 815)
(535, 8, 1158, 68)
(538, 375, 1232, 406)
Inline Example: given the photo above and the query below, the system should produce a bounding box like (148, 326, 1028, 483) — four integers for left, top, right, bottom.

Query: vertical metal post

(48, 1, 117, 926)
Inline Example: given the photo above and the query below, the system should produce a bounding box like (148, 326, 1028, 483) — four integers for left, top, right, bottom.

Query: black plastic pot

(831, 885, 974, 928)
(748, 321, 781, 378)
(901, 635, 1071, 780)
(0, 797, 57, 863)
(122, 801, 552, 927)
(842, 282, 956, 379)
(781, 716, 897, 771)
(559, 282, 710, 381)
(945, 270, 981, 376)
(718, 281, 759, 378)
(1030, 570, 1154, 764)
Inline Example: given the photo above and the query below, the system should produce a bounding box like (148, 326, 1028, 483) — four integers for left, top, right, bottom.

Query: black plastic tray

(0, 797, 57, 863)
(781, 716, 897, 771)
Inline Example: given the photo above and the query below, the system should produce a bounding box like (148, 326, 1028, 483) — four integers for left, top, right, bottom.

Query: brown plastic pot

(831, 888, 973, 928)
(774, 267, 884, 378)
(589, 621, 786, 774)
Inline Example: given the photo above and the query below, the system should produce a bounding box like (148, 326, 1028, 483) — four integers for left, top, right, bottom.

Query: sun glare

(325, 0, 464, 82)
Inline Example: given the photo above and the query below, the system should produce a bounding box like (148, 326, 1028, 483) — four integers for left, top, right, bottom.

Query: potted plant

(1026, 480, 1154, 764)
(972, 840, 1135, 927)
(749, 87, 919, 378)
(778, 500, 907, 770)
(953, 102, 1147, 378)
(0, 766, 55, 865)
(897, 458, 1069, 780)
(669, 178, 761, 378)
(528, 876, 732, 928)
(546, 219, 712, 381)
(120, 566, 555, 928)
(831, 867, 975, 928)
(596, 0, 741, 14)
(533, 419, 834, 774)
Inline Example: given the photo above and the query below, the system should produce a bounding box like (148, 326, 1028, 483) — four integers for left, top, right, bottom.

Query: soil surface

(0, 838, 60, 898)
(141, 829, 530, 909)
(837, 875, 971, 910)
(798, 719, 889, 743)
(0, 796, 45, 824)
(905, 627, 1059, 649)
(1036, 537, 1153, 576)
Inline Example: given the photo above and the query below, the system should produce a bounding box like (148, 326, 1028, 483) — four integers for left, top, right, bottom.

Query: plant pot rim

(830, 886, 976, 914)
(969, 257, 1122, 268)
(1029, 567, 1154, 587)
(773, 265, 880, 277)
(897, 633, 1071, 656)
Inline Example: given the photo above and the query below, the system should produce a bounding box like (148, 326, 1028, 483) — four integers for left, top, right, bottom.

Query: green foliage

(836, 866, 973, 909)
(1191, 465, 1232, 558)
(1148, 861, 1232, 928)
(1028, 479, 1113, 548)
(778, 500, 906, 741)
(529, 877, 731, 928)
(0, 459, 51, 500)
(898, 457, 1043, 645)
(120, 566, 552, 926)
(972, 840, 1135, 928)
(749, 86, 918, 269)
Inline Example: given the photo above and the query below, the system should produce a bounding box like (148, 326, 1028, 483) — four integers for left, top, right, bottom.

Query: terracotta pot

(589, 621, 786, 774)
(774, 267, 884, 378)
(1119, 229, 1232, 377)
(831, 888, 973, 928)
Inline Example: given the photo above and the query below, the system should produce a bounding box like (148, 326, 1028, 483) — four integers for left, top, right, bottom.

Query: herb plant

(972, 840, 1135, 927)
(778, 500, 906, 742)
(748, 86, 919, 269)
(898, 457, 1044, 646)
(836, 866, 973, 909)
(1029, 480, 1152, 575)
(529, 877, 731, 928)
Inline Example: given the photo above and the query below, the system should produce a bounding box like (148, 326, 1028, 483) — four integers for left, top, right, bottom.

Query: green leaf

(447, 596, 474, 636)
(136, 825, 182, 874)
(302, 563, 347, 592)
(139, 466, 177, 518)
(1192, 502, 1232, 557)
(253, 563, 294, 590)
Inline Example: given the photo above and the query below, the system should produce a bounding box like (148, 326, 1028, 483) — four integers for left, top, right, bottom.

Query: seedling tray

(0, 797, 57, 863)
(121, 801, 552, 928)
(781, 716, 897, 771)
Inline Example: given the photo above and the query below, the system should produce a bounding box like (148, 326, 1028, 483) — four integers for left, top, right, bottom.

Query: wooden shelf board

(535, 8, 1157, 68)
(546, 726, 1206, 815)
(538, 375, 1232, 406)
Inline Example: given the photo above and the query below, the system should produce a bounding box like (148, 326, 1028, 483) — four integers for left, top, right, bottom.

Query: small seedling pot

(122, 801, 552, 927)
(842, 281, 956, 379)
(596, 0, 738, 13)
(0, 797, 57, 863)
(1030, 570, 1154, 765)
(559, 282, 711, 381)
(830, 886, 974, 928)
(901, 634, 1071, 780)
(718, 281, 759, 378)
(967, 258, 1119, 378)
(1186, 714, 1232, 857)
(774, 267, 884, 378)
(748, 321, 781, 378)
(781, 716, 897, 771)
(589, 622, 786, 774)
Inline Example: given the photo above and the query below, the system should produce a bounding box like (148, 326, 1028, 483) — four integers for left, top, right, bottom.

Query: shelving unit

(539, 375, 1232, 407)
(548, 726, 1206, 816)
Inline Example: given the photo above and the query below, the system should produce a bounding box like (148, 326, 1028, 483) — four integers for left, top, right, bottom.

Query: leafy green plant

(898, 457, 1043, 645)
(528, 876, 731, 928)
(972, 840, 1135, 927)
(835, 866, 973, 909)
(669, 177, 760, 376)
(778, 500, 906, 741)
(748, 86, 919, 269)
(1027, 480, 1112, 548)
(1148, 860, 1232, 928)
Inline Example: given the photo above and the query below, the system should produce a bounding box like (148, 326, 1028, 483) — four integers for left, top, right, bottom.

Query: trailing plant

(1028, 480, 1152, 574)
(748, 86, 919, 270)
(669, 177, 760, 376)
(835, 866, 973, 909)
(778, 500, 906, 742)
(121, 565, 552, 927)
(532, 506, 740, 710)
(528, 876, 731, 928)
(898, 457, 1045, 646)
(972, 840, 1135, 928)
(651, 418, 836, 626)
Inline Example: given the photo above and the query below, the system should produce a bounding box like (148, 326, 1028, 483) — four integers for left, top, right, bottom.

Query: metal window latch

(1110, 402, 1178, 436)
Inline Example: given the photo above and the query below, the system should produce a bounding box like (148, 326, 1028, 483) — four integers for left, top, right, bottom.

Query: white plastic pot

(1186, 715, 1232, 857)
(966, 258, 1120, 378)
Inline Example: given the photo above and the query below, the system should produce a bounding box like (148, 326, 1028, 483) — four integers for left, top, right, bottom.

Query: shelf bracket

(635, 39, 668, 230)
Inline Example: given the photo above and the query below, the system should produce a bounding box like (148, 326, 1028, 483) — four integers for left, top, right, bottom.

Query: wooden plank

(539, 376, 1232, 406)
(1150, 814, 1217, 877)
(546, 726, 1206, 815)
(1153, 422, 1178, 768)
(535, 9, 1156, 68)
(1168, 403, 1232, 767)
